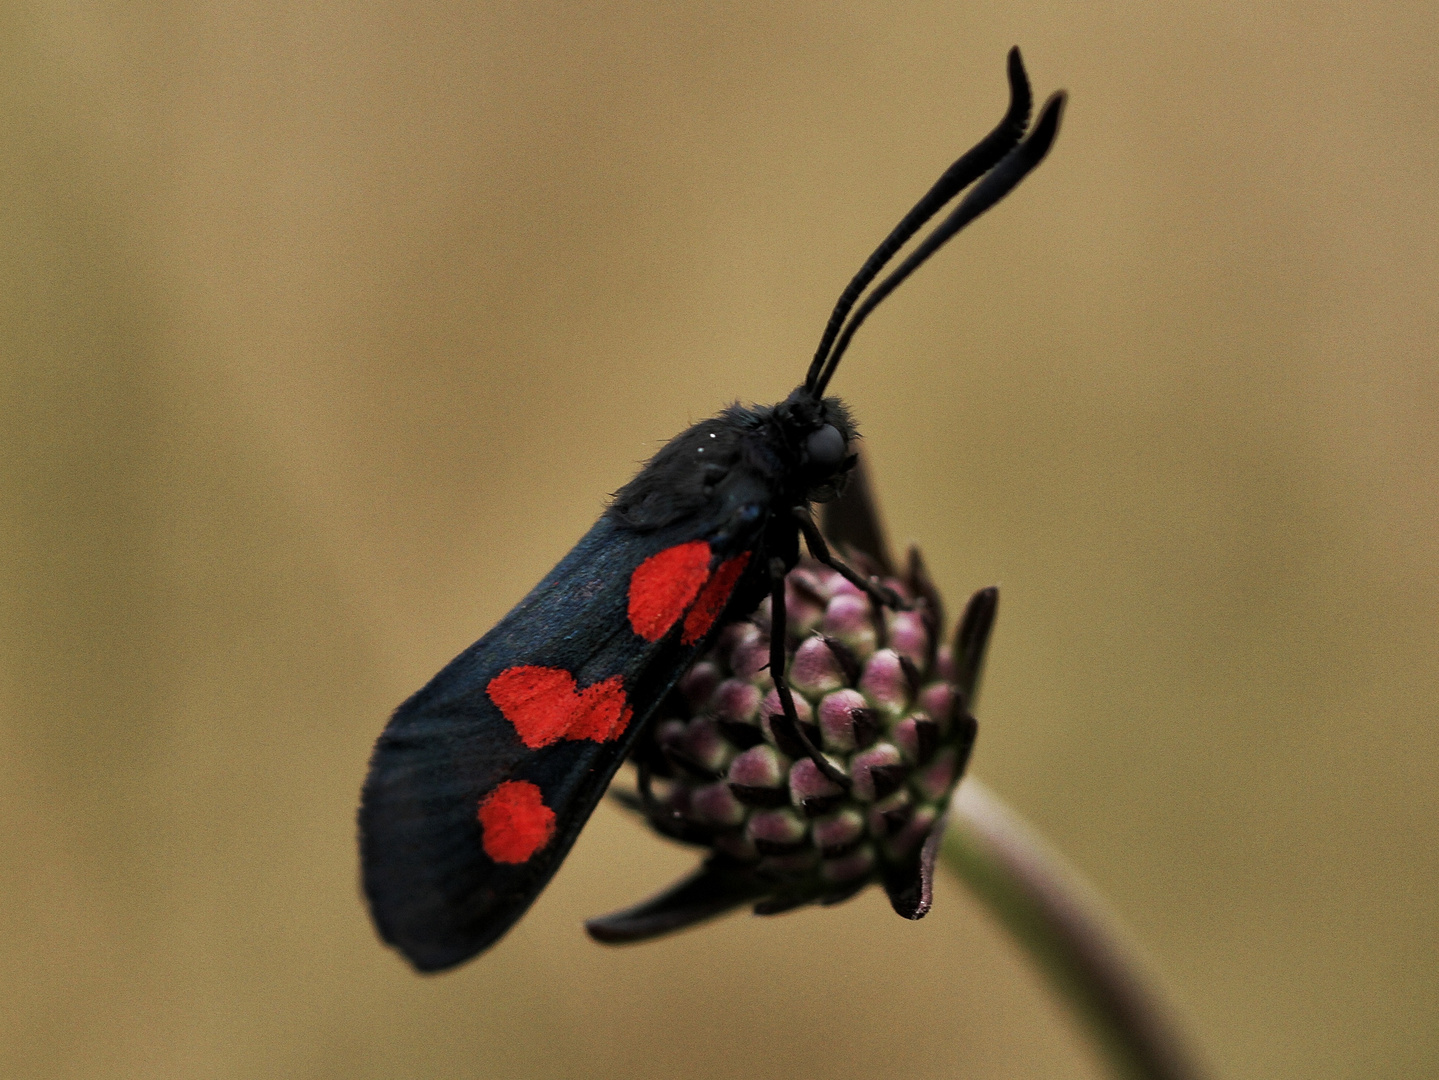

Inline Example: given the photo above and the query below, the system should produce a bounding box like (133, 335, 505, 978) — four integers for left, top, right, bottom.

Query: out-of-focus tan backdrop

(2, 3, 1434, 1078)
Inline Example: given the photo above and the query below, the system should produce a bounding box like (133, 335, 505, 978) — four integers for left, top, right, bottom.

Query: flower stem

(941, 779, 1211, 1080)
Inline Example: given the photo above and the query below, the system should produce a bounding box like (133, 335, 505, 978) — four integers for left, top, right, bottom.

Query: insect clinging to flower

(359, 49, 1065, 973)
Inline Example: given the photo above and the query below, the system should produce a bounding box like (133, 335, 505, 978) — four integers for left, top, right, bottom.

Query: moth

(360, 49, 1064, 972)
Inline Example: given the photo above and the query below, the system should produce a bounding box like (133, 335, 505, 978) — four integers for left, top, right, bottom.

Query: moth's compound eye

(806, 424, 846, 470)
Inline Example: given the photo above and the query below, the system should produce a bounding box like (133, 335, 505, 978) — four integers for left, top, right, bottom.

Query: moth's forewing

(360, 474, 772, 972)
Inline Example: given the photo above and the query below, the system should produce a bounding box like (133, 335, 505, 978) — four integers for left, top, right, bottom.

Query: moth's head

(779, 387, 858, 503)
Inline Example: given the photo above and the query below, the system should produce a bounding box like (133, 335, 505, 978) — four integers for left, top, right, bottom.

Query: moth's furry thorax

(607, 389, 857, 533)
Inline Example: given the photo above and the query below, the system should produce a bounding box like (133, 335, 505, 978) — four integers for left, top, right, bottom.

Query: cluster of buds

(588, 545, 996, 942)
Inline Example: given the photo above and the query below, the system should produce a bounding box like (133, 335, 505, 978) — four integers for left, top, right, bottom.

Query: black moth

(360, 49, 1064, 973)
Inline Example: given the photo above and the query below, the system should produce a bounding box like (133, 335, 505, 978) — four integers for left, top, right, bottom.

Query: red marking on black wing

(682, 553, 752, 644)
(359, 514, 767, 972)
(627, 540, 712, 641)
(486, 666, 632, 750)
(478, 780, 556, 863)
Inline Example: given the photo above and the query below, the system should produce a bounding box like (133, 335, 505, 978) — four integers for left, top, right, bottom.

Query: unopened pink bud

(860, 648, 910, 714)
(683, 718, 732, 773)
(811, 808, 865, 853)
(789, 757, 846, 808)
(746, 808, 807, 847)
(919, 684, 954, 729)
(914, 747, 957, 802)
(690, 782, 746, 827)
(790, 635, 845, 695)
(711, 677, 762, 724)
(894, 714, 941, 766)
(817, 689, 870, 752)
(728, 627, 772, 685)
(758, 689, 812, 737)
(934, 642, 957, 685)
(822, 592, 875, 645)
(727, 744, 787, 789)
(850, 742, 905, 802)
(889, 610, 929, 668)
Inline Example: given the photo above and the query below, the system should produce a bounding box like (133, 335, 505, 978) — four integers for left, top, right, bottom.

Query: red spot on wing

(628, 540, 712, 641)
(478, 780, 556, 863)
(682, 553, 752, 644)
(487, 666, 633, 750)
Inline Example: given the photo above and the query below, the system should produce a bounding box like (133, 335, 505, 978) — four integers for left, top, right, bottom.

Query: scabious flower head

(588, 535, 997, 941)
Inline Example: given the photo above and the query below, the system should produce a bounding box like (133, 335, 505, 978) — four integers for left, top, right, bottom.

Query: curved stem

(942, 779, 1212, 1080)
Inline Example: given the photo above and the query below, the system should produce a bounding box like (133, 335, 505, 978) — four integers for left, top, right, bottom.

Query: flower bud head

(611, 554, 987, 929)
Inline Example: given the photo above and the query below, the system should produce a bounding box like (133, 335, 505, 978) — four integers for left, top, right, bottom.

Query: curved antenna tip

(1005, 47, 1033, 130)
(1031, 90, 1068, 150)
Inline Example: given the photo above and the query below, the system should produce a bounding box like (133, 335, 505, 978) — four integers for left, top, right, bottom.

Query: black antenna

(813, 91, 1065, 397)
(804, 55, 1067, 399)
(803, 48, 1034, 396)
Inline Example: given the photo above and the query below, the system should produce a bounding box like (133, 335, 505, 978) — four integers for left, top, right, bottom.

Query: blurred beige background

(2, 2, 1435, 1078)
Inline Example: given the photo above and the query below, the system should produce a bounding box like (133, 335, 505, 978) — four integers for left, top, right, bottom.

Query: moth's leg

(793, 505, 908, 611)
(768, 556, 851, 789)
(636, 756, 661, 816)
(631, 756, 683, 836)
(609, 756, 686, 836)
